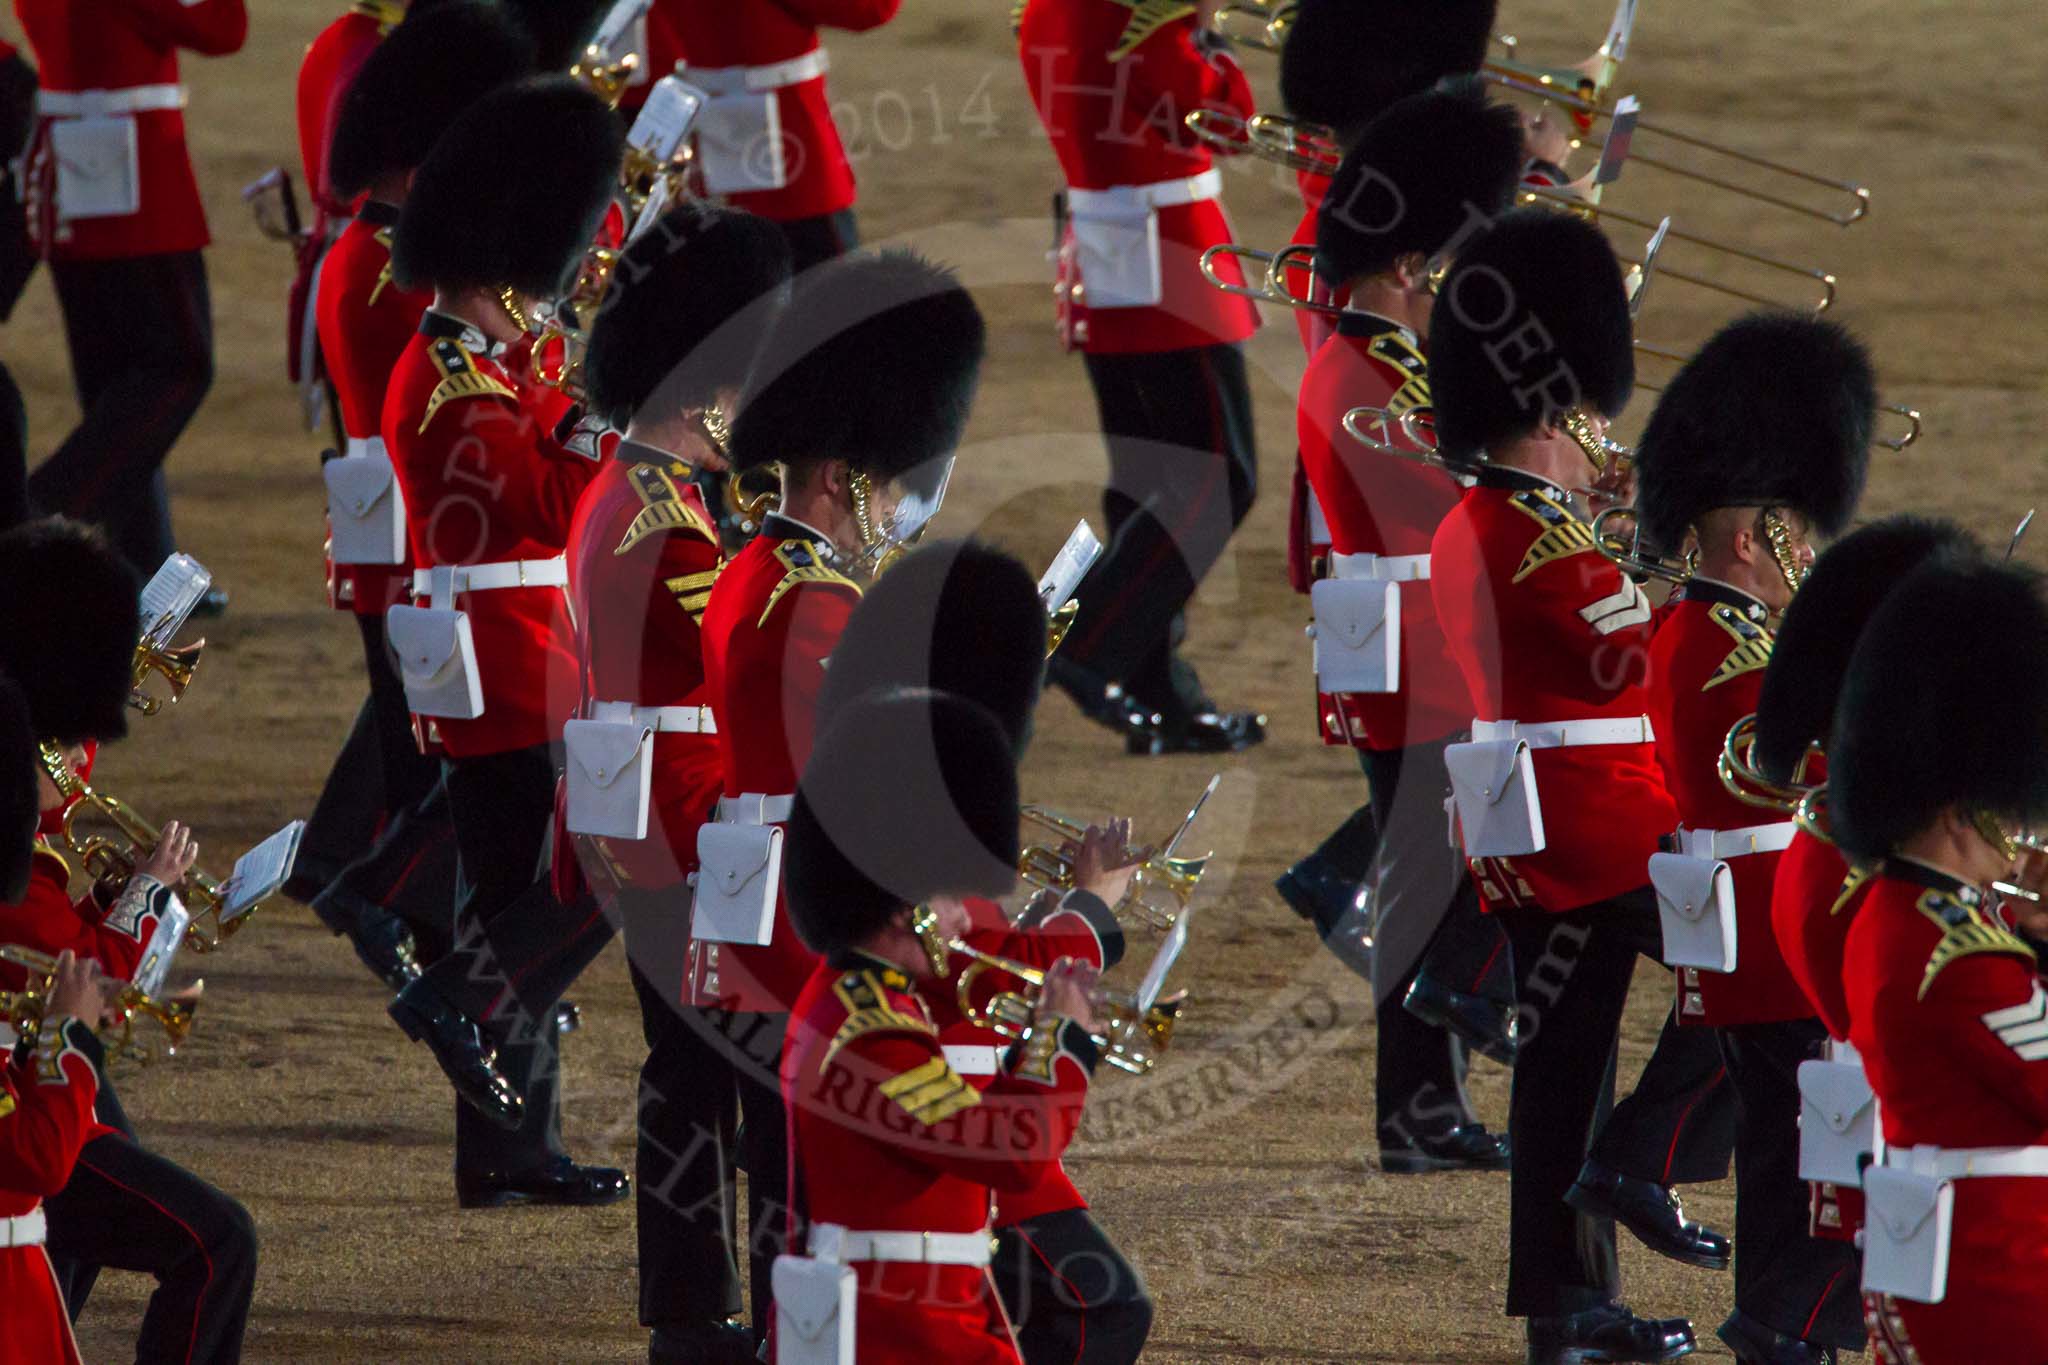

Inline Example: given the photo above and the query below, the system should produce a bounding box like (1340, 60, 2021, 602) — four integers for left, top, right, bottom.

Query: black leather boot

(1717, 1308, 1840, 1364)
(1527, 1301, 1697, 1364)
(1404, 972, 1519, 1065)
(388, 984, 523, 1130)
(1564, 1160, 1731, 1270)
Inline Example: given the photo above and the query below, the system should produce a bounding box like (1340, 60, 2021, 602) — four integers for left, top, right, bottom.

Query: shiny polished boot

(1378, 1122, 1511, 1174)
(1527, 1301, 1697, 1364)
(554, 1000, 583, 1036)
(1564, 1160, 1732, 1270)
(455, 1153, 630, 1209)
(309, 882, 422, 992)
(1404, 972, 1519, 1066)
(1717, 1308, 1839, 1364)
(648, 1320, 757, 1365)
(388, 984, 523, 1130)
(1045, 656, 1159, 744)
(1125, 705, 1267, 755)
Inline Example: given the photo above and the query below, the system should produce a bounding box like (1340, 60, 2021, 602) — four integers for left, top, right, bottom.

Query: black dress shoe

(1379, 1122, 1511, 1174)
(388, 986, 523, 1130)
(1045, 656, 1160, 742)
(554, 1001, 583, 1036)
(1274, 852, 1365, 939)
(1564, 1160, 1731, 1270)
(1404, 972, 1519, 1066)
(649, 1319, 756, 1365)
(1717, 1308, 1838, 1364)
(1527, 1301, 1697, 1364)
(1125, 706, 1267, 756)
(455, 1154, 630, 1210)
(350, 914, 423, 993)
(190, 585, 230, 618)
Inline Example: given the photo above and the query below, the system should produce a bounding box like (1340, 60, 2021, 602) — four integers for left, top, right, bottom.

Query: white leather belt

(1066, 168, 1223, 216)
(941, 1044, 1000, 1076)
(1330, 552, 1431, 583)
(1470, 716, 1655, 749)
(1680, 821, 1797, 861)
(413, 558, 568, 599)
(1885, 1144, 2048, 1180)
(682, 49, 829, 94)
(718, 792, 794, 825)
(0, 1210, 46, 1248)
(344, 435, 387, 461)
(590, 700, 717, 734)
(37, 84, 187, 117)
(810, 1222, 994, 1267)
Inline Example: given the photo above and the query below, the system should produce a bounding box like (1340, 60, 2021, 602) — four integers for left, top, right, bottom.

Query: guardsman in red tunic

(1020, 0, 1266, 756)
(1425, 209, 1696, 1364)
(813, 537, 1152, 1365)
(379, 76, 629, 1209)
(667, 0, 898, 268)
(292, 1, 538, 992)
(1282, 84, 1524, 1172)
(15, 0, 245, 590)
(1631, 313, 1877, 1364)
(565, 200, 792, 1365)
(780, 689, 1106, 1365)
(614, 0, 688, 118)
(1829, 559, 2048, 1365)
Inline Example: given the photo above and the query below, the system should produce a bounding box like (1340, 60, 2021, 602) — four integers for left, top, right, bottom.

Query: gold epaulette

(1367, 332, 1432, 422)
(1107, 0, 1197, 60)
(1916, 888, 2035, 999)
(1704, 603, 1775, 690)
(1829, 862, 1874, 917)
(758, 540, 859, 628)
(353, 0, 405, 33)
(1508, 488, 1596, 582)
(822, 967, 935, 1070)
(1009, 0, 1026, 35)
(368, 228, 396, 308)
(0, 1085, 14, 1119)
(417, 338, 516, 434)
(877, 1054, 983, 1125)
(616, 462, 717, 556)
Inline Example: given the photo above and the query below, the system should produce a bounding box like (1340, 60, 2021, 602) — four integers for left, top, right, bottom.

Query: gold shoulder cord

(1915, 890, 2035, 1000)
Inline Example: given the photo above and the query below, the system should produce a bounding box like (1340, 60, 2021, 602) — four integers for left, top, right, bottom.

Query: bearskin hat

(500, 0, 610, 71)
(729, 250, 985, 480)
(1633, 313, 1876, 553)
(1753, 516, 1976, 784)
(785, 690, 1020, 958)
(1830, 559, 2048, 861)
(1315, 79, 1525, 284)
(583, 202, 794, 429)
(327, 2, 537, 201)
(1280, 0, 1499, 147)
(392, 75, 623, 299)
(815, 540, 1048, 755)
(0, 675, 37, 905)
(0, 518, 139, 745)
(1428, 208, 1635, 463)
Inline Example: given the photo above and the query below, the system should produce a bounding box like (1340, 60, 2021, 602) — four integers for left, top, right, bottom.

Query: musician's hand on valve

(1519, 106, 1573, 169)
(45, 949, 112, 1029)
(1035, 957, 1103, 1036)
(142, 821, 199, 888)
(1068, 819, 1150, 910)
(1586, 461, 1635, 513)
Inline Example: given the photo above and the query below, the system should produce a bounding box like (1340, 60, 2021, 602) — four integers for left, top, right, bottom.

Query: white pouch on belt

(1311, 578, 1400, 694)
(694, 87, 786, 193)
(323, 446, 408, 565)
(1651, 851, 1737, 973)
(772, 1255, 856, 1365)
(50, 116, 141, 219)
(385, 604, 485, 720)
(691, 821, 782, 946)
(563, 719, 654, 840)
(1861, 1166, 1953, 1304)
(1069, 199, 1163, 309)
(1797, 1058, 1877, 1186)
(1444, 739, 1545, 857)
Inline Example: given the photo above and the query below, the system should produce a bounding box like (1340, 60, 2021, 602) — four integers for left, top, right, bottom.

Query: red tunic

(617, 0, 687, 112)
(564, 445, 727, 894)
(1430, 471, 1679, 912)
(15, 0, 247, 260)
(0, 1021, 102, 1365)
(693, 519, 859, 1012)
(1018, 0, 1260, 355)
(316, 204, 428, 616)
(1846, 866, 2048, 1364)
(0, 843, 163, 992)
(1283, 171, 1337, 357)
(1295, 313, 1467, 753)
(669, 0, 896, 222)
(1646, 586, 1811, 1026)
(382, 315, 598, 758)
(295, 3, 395, 225)
(1773, 799, 1867, 1042)
(783, 955, 1094, 1363)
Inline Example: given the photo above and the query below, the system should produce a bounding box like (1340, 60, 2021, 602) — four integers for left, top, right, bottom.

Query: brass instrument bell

(947, 938, 1182, 1076)
(1716, 713, 1821, 815)
(0, 944, 200, 1064)
(1016, 806, 1207, 934)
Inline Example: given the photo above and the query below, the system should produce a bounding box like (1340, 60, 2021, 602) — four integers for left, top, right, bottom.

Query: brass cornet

(131, 639, 203, 718)
(948, 938, 1182, 1076)
(0, 944, 200, 1065)
(1018, 807, 1208, 933)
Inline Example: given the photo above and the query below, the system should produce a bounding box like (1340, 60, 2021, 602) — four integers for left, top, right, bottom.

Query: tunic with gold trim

(0, 1019, 103, 1365)
(783, 953, 1098, 1364)
(1772, 797, 1867, 1042)
(0, 841, 164, 997)
(1844, 863, 2048, 1361)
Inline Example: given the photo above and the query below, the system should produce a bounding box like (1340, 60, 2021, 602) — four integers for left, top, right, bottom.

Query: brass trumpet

(1018, 806, 1209, 933)
(948, 938, 1182, 1076)
(1207, 0, 1294, 52)
(130, 640, 203, 718)
(1717, 713, 1822, 814)
(0, 944, 200, 1064)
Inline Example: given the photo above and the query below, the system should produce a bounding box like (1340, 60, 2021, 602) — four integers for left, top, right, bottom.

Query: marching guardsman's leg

(288, 696, 388, 900)
(1274, 786, 1377, 961)
(993, 1208, 1155, 1365)
(0, 362, 25, 531)
(311, 774, 460, 978)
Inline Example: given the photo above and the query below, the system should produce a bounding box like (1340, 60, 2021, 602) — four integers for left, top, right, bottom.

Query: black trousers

(1062, 344, 1258, 715)
(1719, 1019, 1865, 1350)
(1588, 1005, 1737, 1188)
(1499, 889, 1667, 1317)
(0, 359, 24, 530)
(318, 772, 460, 962)
(44, 1130, 257, 1363)
(992, 1208, 1154, 1365)
(776, 210, 858, 273)
(31, 251, 213, 575)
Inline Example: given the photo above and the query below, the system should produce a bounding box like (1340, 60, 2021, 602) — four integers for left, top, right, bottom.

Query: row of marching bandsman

(1174, 2, 2048, 1363)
